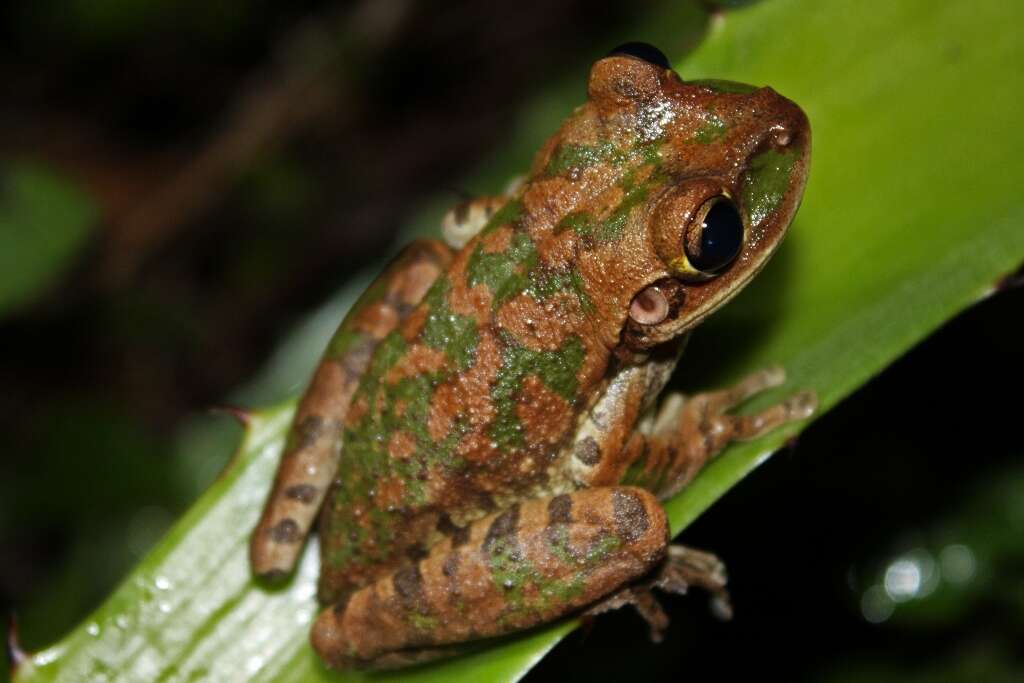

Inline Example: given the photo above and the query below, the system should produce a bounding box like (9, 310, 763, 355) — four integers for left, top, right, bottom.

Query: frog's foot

(655, 545, 732, 620)
(581, 583, 670, 642)
(582, 545, 730, 642)
(628, 367, 816, 499)
(441, 194, 515, 248)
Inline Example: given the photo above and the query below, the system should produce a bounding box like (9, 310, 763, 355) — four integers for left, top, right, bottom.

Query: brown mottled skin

(251, 47, 814, 669)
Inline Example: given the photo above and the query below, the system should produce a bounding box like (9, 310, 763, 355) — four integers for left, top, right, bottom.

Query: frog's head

(568, 43, 810, 352)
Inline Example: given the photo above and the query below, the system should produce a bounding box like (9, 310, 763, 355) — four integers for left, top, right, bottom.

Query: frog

(250, 42, 815, 670)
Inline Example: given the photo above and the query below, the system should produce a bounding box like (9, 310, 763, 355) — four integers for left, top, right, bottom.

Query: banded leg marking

(250, 240, 452, 579)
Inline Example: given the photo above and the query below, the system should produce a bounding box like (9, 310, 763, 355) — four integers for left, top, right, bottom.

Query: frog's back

(317, 203, 614, 599)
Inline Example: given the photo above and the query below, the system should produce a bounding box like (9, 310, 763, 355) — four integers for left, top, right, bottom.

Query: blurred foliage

(2, 0, 1023, 681)
(14, 0, 285, 50)
(0, 164, 96, 317)
(817, 463, 1024, 683)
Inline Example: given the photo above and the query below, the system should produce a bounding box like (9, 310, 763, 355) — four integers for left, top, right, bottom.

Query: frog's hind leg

(250, 240, 452, 580)
(623, 366, 817, 500)
(310, 487, 670, 670)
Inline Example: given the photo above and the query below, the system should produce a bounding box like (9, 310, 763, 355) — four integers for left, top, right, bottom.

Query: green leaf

(0, 163, 96, 318)
(13, 0, 1024, 681)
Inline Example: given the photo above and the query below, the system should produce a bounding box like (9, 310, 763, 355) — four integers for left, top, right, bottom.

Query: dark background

(1, 1, 1021, 681)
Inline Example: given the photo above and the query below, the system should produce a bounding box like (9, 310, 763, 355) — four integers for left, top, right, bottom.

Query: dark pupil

(688, 200, 744, 273)
(607, 42, 670, 70)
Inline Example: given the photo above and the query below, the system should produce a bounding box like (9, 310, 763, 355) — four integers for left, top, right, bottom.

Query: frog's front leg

(310, 487, 669, 670)
(440, 179, 522, 248)
(624, 367, 818, 499)
(250, 240, 452, 579)
(567, 369, 815, 639)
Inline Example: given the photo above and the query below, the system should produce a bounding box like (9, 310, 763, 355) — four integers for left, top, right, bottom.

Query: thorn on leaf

(209, 404, 253, 427)
(7, 613, 28, 674)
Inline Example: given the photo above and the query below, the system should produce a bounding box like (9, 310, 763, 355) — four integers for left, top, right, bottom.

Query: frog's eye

(606, 42, 671, 70)
(685, 197, 744, 274)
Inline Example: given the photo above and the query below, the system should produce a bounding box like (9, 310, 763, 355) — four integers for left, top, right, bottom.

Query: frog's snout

(736, 94, 811, 231)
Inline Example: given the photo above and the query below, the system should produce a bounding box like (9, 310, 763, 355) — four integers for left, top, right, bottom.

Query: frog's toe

(786, 389, 819, 420)
(583, 585, 670, 642)
(723, 366, 787, 407)
(657, 545, 731, 620)
(689, 366, 790, 417)
(583, 544, 731, 642)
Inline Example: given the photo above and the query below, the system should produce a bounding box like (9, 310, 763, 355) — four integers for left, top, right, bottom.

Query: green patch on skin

(321, 323, 472, 575)
(489, 533, 581, 621)
(594, 179, 656, 243)
(487, 539, 533, 608)
(568, 271, 595, 314)
(580, 159, 669, 245)
(408, 613, 439, 632)
(367, 331, 409, 379)
(489, 333, 585, 451)
(544, 531, 621, 605)
(584, 533, 621, 563)
(467, 230, 538, 309)
(321, 259, 403, 360)
(693, 111, 727, 143)
(546, 139, 662, 178)
(541, 575, 584, 605)
(524, 270, 566, 300)
(557, 214, 598, 240)
(554, 211, 594, 236)
(536, 528, 625, 611)
(635, 140, 663, 165)
(544, 141, 624, 177)
(324, 327, 364, 361)
(553, 141, 665, 245)
(479, 198, 524, 237)
(422, 277, 479, 370)
(742, 146, 799, 226)
(525, 267, 594, 314)
(689, 78, 759, 94)
(484, 517, 633, 625)
(470, 216, 592, 313)
(544, 525, 574, 566)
